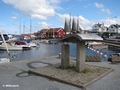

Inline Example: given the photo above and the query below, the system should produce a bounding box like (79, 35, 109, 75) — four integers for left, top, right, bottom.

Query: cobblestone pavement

(30, 63, 112, 88)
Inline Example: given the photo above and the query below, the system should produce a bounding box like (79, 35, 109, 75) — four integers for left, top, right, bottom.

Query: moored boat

(0, 31, 10, 63)
(28, 42, 37, 47)
(88, 41, 108, 49)
(0, 42, 23, 51)
(0, 58, 10, 63)
(15, 41, 31, 50)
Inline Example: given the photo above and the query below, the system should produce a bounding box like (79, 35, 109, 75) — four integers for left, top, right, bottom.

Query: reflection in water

(0, 43, 119, 62)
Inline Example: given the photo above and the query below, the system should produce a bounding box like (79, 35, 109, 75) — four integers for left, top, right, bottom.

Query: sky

(0, 0, 120, 34)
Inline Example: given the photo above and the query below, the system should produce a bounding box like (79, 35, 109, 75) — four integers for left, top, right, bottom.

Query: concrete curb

(29, 70, 85, 89)
(10, 55, 59, 63)
(83, 68, 113, 88)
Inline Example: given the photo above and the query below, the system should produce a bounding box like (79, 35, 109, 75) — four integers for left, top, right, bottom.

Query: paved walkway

(0, 56, 120, 90)
(86, 62, 120, 90)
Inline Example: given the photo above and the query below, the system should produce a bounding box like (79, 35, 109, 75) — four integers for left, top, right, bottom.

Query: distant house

(83, 30, 91, 33)
(40, 29, 48, 38)
(108, 24, 120, 33)
(22, 34, 35, 40)
(33, 31, 40, 39)
(21, 34, 30, 40)
(46, 28, 65, 38)
(91, 23, 107, 33)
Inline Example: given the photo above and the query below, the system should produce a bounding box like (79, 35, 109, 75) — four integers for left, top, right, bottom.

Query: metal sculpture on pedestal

(64, 18, 71, 34)
(60, 17, 103, 72)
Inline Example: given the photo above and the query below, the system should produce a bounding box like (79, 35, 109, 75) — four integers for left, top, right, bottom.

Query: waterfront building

(46, 28, 65, 38)
(33, 30, 41, 39)
(108, 24, 120, 34)
(22, 34, 35, 40)
(91, 23, 107, 33)
(40, 29, 48, 38)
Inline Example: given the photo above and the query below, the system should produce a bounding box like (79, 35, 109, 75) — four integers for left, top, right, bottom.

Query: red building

(40, 29, 48, 38)
(46, 28, 65, 38)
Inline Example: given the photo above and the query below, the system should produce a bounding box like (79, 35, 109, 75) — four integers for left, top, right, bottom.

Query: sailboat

(0, 31, 10, 63)
(25, 19, 37, 47)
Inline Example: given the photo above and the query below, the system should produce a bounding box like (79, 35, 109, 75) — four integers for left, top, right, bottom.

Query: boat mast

(23, 21, 25, 34)
(70, 13, 71, 33)
(30, 19, 32, 39)
(19, 12, 21, 35)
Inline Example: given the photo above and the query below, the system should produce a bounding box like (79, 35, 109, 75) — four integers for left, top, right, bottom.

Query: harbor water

(0, 43, 119, 62)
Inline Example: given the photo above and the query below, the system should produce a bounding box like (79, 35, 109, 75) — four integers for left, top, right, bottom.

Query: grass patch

(56, 64, 76, 71)
(81, 68, 91, 73)
(56, 63, 93, 74)
(56, 63, 92, 74)
(28, 70, 32, 74)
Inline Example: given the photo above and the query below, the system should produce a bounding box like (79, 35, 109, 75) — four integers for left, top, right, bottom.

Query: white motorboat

(0, 58, 10, 63)
(0, 42, 23, 51)
(0, 31, 10, 63)
(14, 41, 31, 50)
(25, 40, 37, 47)
(28, 42, 37, 47)
(88, 41, 108, 49)
(16, 45, 31, 50)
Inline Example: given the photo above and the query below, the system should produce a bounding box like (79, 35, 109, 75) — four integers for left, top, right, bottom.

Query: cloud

(94, 3, 111, 15)
(56, 13, 71, 22)
(57, 13, 92, 29)
(3, 0, 62, 20)
(83, 4, 91, 8)
(57, 13, 120, 30)
(11, 16, 17, 19)
(101, 8, 111, 15)
(95, 3, 104, 8)
(38, 22, 54, 28)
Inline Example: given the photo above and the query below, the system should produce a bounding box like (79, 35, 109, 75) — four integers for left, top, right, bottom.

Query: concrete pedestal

(76, 41, 85, 72)
(61, 44, 70, 68)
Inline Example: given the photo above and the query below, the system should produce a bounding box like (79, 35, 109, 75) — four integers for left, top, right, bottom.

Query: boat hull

(0, 46, 23, 51)
(0, 58, 10, 63)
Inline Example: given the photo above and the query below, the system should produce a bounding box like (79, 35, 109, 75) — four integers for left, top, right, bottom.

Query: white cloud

(38, 22, 54, 28)
(11, 16, 17, 19)
(83, 5, 88, 8)
(56, 13, 91, 29)
(57, 13, 71, 22)
(10, 12, 19, 20)
(3, 0, 62, 20)
(12, 12, 19, 16)
(95, 3, 104, 8)
(57, 13, 120, 30)
(101, 8, 111, 15)
(83, 4, 91, 8)
(94, 3, 111, 15)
